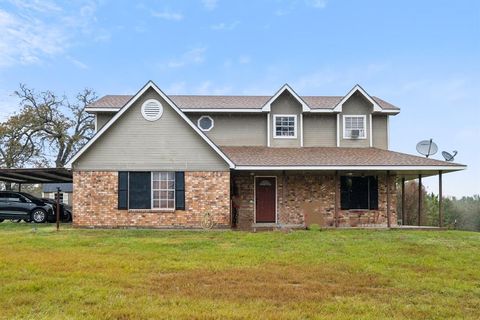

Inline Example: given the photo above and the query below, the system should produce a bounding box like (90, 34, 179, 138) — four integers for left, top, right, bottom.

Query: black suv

(0, 191, 54, 223)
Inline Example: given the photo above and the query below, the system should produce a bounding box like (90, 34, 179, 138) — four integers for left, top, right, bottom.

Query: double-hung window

(120, 171, 183, 211)
(152, 172, 175, 210)
(274, 115, 297, 138)
(343, 115, 366, 139)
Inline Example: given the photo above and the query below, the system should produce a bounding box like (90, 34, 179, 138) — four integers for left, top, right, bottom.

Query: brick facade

(73, 171, 230, 228)
(233, 172, 397, 230)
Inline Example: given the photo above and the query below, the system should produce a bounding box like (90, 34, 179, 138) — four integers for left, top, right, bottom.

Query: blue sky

(0, 0, 479, 196)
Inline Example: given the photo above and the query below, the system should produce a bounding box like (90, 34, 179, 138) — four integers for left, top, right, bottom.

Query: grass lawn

(0, 223, 479, 319)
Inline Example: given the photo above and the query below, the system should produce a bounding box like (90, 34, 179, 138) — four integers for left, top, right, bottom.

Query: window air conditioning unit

(350, 129, 360, 138)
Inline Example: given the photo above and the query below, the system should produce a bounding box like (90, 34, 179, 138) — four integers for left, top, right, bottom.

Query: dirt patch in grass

(149, 264, 394, 303)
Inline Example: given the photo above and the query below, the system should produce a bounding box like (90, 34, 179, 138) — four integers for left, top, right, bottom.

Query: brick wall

(73, 171, 230, 228)
(233, 172, 397, 230)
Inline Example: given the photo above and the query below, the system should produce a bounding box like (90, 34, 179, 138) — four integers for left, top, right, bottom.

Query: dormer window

(343, 115, 366, 139)
(273, 115, 297, 139)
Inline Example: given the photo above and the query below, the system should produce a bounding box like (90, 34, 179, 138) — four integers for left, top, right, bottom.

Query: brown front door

(255, 177, 276, 223)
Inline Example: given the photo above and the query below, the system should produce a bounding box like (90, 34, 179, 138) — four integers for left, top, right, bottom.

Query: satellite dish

(416, 139, 438, 158)
(442, 150, 457, 162)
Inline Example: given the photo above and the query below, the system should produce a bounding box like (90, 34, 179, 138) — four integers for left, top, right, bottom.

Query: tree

(0, 111, 40, 169)
(397, 180, 480, 231)
(13, 84, 96, 167)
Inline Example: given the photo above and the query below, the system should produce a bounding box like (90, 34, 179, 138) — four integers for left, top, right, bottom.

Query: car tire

(31, 209, 47, 223)
(64, 212, 72, 223)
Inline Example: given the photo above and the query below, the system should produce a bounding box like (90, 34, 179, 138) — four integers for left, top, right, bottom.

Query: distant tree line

(397, 180, 480, 231)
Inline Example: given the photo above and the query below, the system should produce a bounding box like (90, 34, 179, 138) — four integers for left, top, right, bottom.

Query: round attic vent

(141, 99, 163, 121)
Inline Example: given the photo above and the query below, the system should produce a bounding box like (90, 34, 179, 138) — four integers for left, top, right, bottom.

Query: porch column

(439, 171, 443, 228)
(334, 171, 339, 228)
(418, 174, 422, 226)
(386, 171, 391, 228)
(401, 177, 406, 225)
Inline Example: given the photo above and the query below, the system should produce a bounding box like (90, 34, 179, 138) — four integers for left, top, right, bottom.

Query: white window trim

(369, 114, 373, 147)
(273, 114, 297, 139)
(300, 114, 304, 147)
(151, 171, 176, 211)
(267, 113, 271, 147)
(197, 115, 214, 132)
(343, 115, 367, 140)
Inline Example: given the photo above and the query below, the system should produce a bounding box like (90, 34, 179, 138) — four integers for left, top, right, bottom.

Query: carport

(0, 168, 73, 229)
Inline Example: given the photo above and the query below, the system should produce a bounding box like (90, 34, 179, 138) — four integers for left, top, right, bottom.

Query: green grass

(0, 223, 479, 319)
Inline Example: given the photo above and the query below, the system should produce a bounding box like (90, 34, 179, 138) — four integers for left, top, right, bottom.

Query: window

(120, 171, 184, 211)
(152, 172, 175, 210)
(273, 115, 297, 138)
(197, 115, 214, 131)
(340, 176, 378, 210)
(141, 99, 163, 121)
(343, 115, 366, 139)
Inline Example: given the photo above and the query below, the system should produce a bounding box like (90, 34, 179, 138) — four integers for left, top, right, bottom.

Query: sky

(0, 0, 479, 197)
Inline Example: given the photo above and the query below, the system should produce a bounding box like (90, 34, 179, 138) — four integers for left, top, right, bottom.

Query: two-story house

(67, 81, 465, 229)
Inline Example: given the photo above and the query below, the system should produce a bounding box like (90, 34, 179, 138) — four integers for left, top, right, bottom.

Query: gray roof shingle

(220, 146, 463, 167)
(87, 94, 400, 111)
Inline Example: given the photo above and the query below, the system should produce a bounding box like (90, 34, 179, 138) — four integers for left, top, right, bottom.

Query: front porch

(231, 171, 397, 230)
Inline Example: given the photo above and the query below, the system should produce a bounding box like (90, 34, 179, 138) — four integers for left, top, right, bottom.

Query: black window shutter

(175, 171, 185, 210)
(118, 172, 128, 210)
(340, 176, 350, 210)
(369, 176, 379, 210)
(128, 172, 151, 209)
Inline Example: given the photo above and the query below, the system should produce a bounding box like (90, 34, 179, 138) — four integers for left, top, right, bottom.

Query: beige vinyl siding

(372, 115, 388, 149)
(188, 114, 267, 146)
(95, 113, 114, 131)
(270, 91, 302, 147)
(303, 114, 336, 147)
(74, 88, 229, 171)
(339, 93, 371, 148)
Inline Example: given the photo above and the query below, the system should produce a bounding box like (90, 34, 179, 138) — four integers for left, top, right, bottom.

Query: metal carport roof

(0, 168, 72, 184)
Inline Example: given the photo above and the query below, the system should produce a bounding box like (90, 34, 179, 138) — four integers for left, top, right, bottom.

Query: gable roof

(85, 87, 400, 113)
(66, 81, 235, 168)
(220, 146, 466, 172)
(261, 84, 311, 112)
(333, 84, 382, 112)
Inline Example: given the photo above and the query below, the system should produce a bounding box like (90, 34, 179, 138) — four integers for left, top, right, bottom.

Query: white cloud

(307, 0, 328, 8)
(162, 47, 207, 68)
(276, 0, 327, 16)
(274, 8, 290, 16)
(201, 0, 218, 10)
(151, 9, 184, 21)
(210, 21, 239, 31)
(0, 0, 106, 68)
(194, 81, 232, 95)
(238, 55, 251, 64)
(0, 9, 66, 67)
(8, 0, 62, 13)
(165, 82, 187, 94)
(0, 89, 20, 121)
(66, 56, 88, 70)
